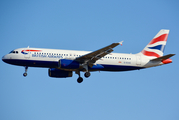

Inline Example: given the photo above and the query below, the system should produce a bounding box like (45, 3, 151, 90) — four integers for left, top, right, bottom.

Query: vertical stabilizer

(140, 29, 169, 58)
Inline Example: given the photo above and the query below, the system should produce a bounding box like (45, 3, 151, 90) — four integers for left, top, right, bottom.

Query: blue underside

(3, 59, 144, 71)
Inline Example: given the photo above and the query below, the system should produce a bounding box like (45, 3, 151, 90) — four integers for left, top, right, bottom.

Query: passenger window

(16, 51, 18, 53)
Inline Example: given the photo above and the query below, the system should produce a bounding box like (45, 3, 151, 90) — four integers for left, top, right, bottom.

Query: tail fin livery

(140, 29, 169, 58)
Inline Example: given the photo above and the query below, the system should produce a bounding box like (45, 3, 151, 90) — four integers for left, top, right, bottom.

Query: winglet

(119, 41, 123, 46)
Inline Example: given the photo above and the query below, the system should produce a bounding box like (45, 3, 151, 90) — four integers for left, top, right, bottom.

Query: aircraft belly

(100, 64, 144, 71)
(3, 59, 58, 68)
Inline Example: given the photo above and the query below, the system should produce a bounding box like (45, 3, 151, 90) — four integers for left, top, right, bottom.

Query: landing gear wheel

(23, 66, 28, 77)
(77, 77, 83, 83)
(23, 73, 27, 77)
(84, 72, 90, 78)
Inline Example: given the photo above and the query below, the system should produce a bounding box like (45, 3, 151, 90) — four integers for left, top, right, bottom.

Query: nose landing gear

(23, 66, 28, 77)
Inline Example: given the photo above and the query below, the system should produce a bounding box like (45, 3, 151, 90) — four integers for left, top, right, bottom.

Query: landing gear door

(136, 55, 141, 65)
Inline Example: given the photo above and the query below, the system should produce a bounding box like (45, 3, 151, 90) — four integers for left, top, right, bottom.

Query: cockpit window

(9, 50, 18, 54)
(9, 51, 15, 53)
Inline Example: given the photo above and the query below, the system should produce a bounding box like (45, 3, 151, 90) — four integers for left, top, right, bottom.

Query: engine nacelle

(48, 68, 72, 78)
(59, 59, 80, 69)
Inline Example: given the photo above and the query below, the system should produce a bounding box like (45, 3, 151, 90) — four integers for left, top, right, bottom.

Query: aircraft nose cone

(2, 55, 5, 61)
(2, 55, 8, 63)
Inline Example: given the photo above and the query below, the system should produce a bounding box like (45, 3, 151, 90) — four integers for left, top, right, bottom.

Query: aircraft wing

(75, 41, 123, 66)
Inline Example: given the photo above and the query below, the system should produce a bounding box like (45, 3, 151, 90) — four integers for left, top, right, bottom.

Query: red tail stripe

(149, 34, 168, 45)
(142, 50, 160, 58)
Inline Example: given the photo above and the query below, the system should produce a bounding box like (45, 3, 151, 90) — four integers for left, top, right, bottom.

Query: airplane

(2, 29, 175, 83)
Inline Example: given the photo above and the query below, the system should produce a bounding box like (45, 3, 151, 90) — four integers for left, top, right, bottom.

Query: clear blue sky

(0, 0, 179, 120)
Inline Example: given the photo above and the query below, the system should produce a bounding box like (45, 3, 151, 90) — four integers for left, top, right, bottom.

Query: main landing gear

(23, 66, 28, 77)
(84, 72, 90, 78)
(77, 77, 83, 83)
(76, 71, 91, 83)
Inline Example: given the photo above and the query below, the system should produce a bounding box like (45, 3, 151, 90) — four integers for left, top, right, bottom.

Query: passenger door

(136, 55, 141, 65)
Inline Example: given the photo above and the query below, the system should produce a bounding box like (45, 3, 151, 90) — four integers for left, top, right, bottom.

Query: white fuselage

(2, 47, 163, 72)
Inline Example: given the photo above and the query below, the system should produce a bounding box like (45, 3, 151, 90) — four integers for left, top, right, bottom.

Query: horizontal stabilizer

(150, 54, 175, 61)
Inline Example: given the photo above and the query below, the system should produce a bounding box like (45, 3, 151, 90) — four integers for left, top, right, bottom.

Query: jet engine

(48, 68, 72, 78)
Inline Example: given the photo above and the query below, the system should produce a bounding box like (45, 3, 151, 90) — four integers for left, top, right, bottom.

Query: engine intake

(48, 68, 72, 78)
